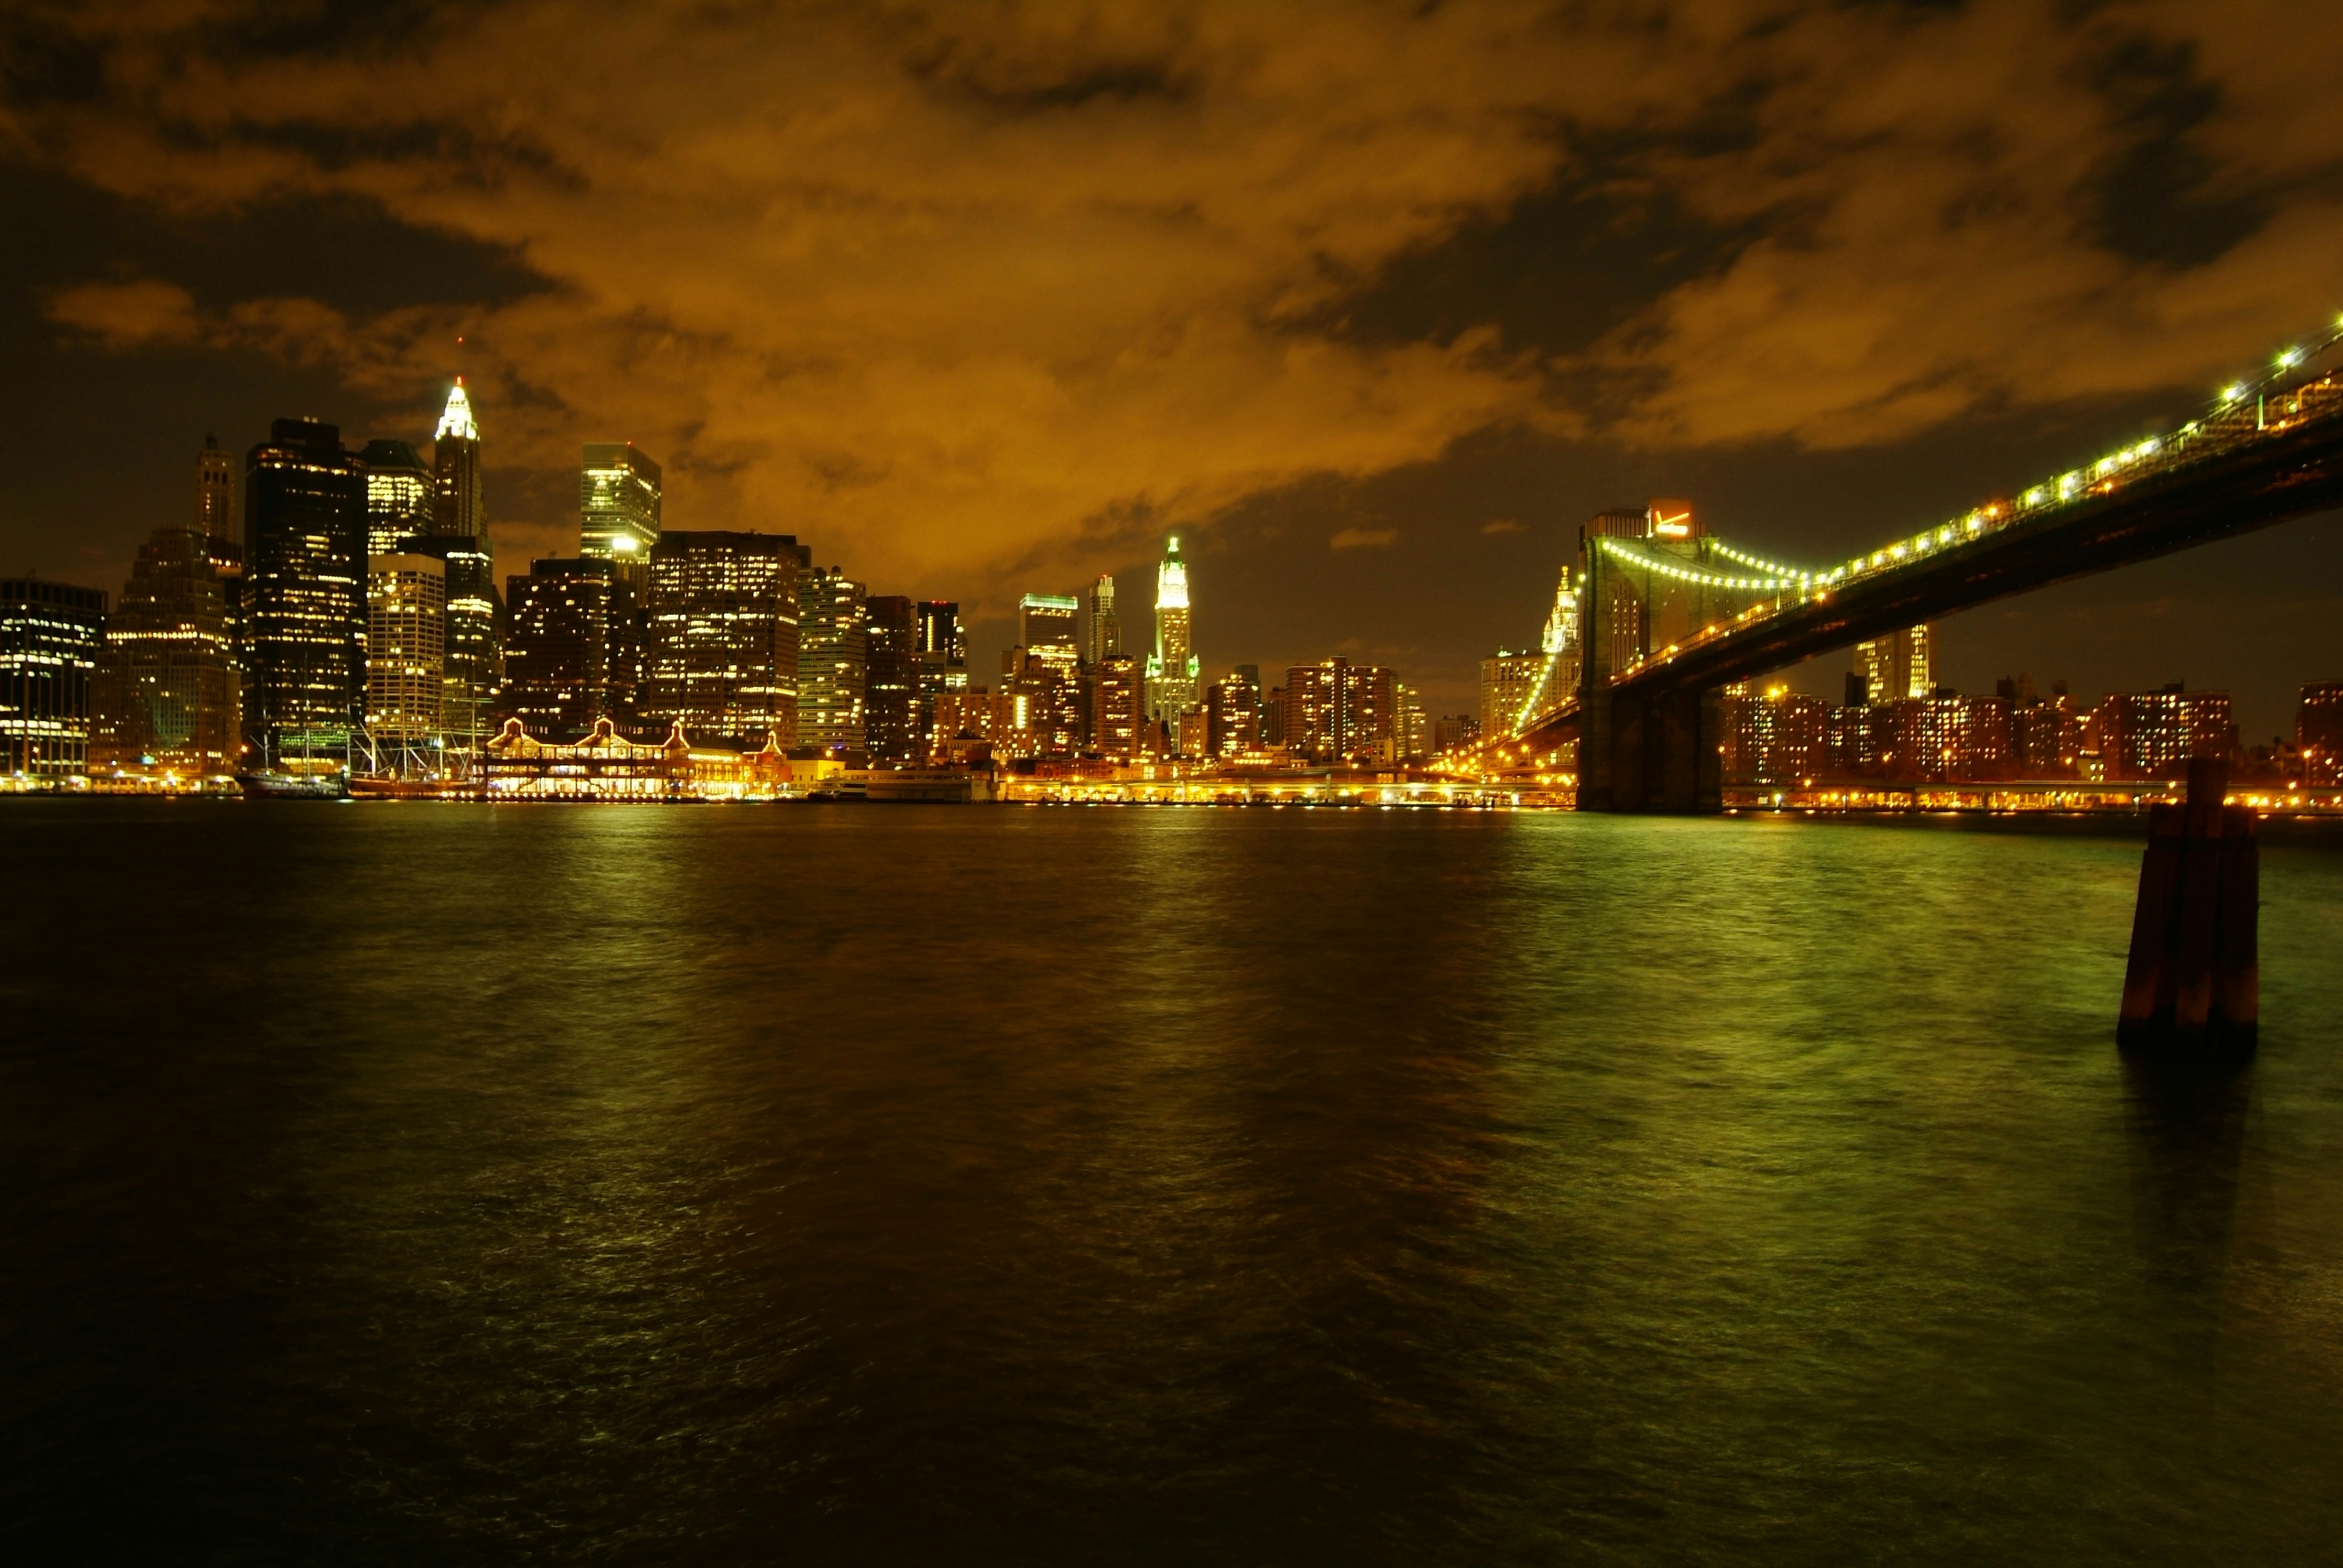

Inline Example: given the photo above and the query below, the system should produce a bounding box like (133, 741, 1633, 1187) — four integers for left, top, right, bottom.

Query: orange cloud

(46, 279, 200, 350)
(19, 0, 2343, 608)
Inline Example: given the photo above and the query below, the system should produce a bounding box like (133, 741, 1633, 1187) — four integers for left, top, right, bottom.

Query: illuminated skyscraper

(1478, 650, 1545, 742)
(417, 386, 500, 750)
(431, 381, 484, 541)
(393, 535, 500, 749)
(913, 600, 969, 752)
(360, 439, 434, 557)
(1855, 625, 1933, 704)
(1514, 564, 1580, 725)
(1145, 536, 1199, 724)
(365, 553, 445, 742)
(1393, 679, 1429, 762)
(642, 531, 807, 747)
(92, 529, 239, 777)
(1085, 575, 1119, 666)
(1091, 654, 1148, 757)
(798, 568, 869, 753)
(999, 648, 1081, 758)
(2, 578, 107, 780)
(581, 443, 662, 592)
(1282, 658, 1394, 763)
(244, 417, 366, 765)
(1206, 665, 1260, 758)
(1018, 594, 1079, 683)
(863, 595, 918, 761)
(503, 558, 613, 737)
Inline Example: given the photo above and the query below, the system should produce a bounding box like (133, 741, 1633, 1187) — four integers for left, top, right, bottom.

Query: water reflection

(2121, 1054, 2253, 1292)
(3, 803, 2342, 1565)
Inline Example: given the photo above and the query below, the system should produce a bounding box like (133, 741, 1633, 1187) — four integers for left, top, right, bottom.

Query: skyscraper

(863, 595, 918, 761)
(360, 439, 434, 556)
(2, 578, 107, 780)
(244, 416, 366, 766)
(1091, 654, 1148, 758)
(1206, 665, 1260, 758)
(1478, 650, 1546, 742)
(193, 438, 246, 698)
(1284, 658, 1395, 762)
(913, 599, 969, 753)
(91, 528, 239, 778)
(1085, 575, 1119, 666)
(503, 558, 613, 737)
(798, 568, 869, 753)
(1020, 594, 1078, 662)
(195, 436, 236, 549)
(1521, 564, 1580, 722)
(642, 531, 807, 747)
(1855, 625, 1933, 704)
(422, 384, 502, 753)
(364, 553, 446, 745)
(581, 443, 662, 591)
(432, 380, 484, 541)
(1145, 536, 1199, 725)
(396, 534, 501, 749)
(1392, 679, 1429, 763)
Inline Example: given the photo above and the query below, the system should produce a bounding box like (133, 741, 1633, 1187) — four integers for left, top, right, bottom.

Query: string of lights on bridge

(1456, 313, 2343, 771)
(1834, 314, 2343, 582)
(1604, 313, 2343, 683)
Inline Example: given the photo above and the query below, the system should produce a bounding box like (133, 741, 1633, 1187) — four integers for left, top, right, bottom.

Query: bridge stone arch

(1576, 501, 1803, 812)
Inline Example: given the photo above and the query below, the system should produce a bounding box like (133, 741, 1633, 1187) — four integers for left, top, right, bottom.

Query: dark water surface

(4, 801, 2341, 1564)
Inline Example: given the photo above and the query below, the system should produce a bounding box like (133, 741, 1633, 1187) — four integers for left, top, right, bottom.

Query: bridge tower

(1574, 500, 1767, 813)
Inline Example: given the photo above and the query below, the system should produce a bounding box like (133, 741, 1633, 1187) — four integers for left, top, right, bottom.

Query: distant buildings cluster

(1457, 496, 2343, 793)
(0, 383, 1443, 793)
(1720, 664, 2340, 788)
(967, 547, 1432, 769)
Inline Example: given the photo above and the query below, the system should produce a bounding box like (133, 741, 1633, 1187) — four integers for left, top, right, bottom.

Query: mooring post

(2216, 797, 2261, 1041)
(2118, 803, 2184, 1041)
(2117, 758, 2258, 1053)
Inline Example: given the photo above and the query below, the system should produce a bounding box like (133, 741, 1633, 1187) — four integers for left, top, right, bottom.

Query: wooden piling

(2118, 804, 2183, 1044)
(2216, 804, 2260, 1042)
(2117, 758, 2258, 1053)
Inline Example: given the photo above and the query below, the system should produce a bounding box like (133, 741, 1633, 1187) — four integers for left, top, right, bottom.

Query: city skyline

(13, 353, 2343, 793)
(8, 7, 2343, 733)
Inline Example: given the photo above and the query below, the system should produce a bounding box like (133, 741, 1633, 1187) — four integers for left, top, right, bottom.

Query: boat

(237, 770, 349, 801)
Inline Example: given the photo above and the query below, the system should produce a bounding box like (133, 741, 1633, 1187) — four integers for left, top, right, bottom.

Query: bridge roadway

(1516, 374, 2343, 812)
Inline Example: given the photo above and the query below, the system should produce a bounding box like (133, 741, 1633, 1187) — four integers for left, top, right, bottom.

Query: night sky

(6, 1, 2340, 735)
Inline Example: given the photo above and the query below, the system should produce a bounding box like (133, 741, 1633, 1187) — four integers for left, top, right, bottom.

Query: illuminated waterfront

(6, 802, 2343, 1562)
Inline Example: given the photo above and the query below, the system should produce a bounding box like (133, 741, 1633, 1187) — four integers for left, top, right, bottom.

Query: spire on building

(1156, 534, 1189, 610)
(435, 378, 479, 443)
(1145, 533, 1200, 729)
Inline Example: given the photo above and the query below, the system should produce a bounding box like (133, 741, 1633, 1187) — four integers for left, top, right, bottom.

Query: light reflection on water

(3, 801, 2340, 1564)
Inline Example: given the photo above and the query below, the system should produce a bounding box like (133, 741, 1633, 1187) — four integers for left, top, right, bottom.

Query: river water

(3, 801, 2340, 1564)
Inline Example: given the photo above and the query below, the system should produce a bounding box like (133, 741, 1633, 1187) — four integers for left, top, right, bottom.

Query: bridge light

(2279, 347, 2302, 368)
(2221, 383, 2247, 404)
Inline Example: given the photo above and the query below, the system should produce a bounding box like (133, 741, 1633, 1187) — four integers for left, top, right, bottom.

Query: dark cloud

(1, 12, 106, 108)
(2079, 31, 2272, 267)
(1321, 168, 1765, 359)
(0, 160, 547, 318)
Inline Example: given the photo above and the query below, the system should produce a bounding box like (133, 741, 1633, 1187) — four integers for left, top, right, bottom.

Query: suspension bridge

(1470, 320, 2343, 812)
